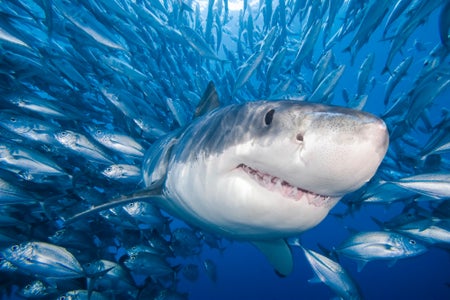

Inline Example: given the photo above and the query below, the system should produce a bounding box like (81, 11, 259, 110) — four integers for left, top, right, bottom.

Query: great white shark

(68, 82, 389, 276)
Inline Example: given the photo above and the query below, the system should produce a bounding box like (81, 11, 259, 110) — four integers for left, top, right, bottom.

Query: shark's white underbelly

(164, 154, 341, 240)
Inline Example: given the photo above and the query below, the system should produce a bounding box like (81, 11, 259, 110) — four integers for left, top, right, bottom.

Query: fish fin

(252, 239, 293, 277)
(316, 243, 329, 254)
(356, 260, 368, 272)
(287, 236, 302, 248)
(344, 226, 360, 235)
(41, 278, 58, 289)
(64, 185, 165, 225)
(317, 243, 339, 261)
(180, 2, 194, 13)
(381, 65, 392, 75)
(308, 275, 322, 284)
(387, 259, 398, 268)
(86, 277, 94, 300)
(194, 81, 220, 118)
(371, 217, 384, 229)
(86, 266, 116, 278)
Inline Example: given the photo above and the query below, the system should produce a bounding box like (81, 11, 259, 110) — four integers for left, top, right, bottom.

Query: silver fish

(123, 252, 176, 279)
(85, 126, 145, 158)
(101, 164, 141, 184)
(54, 130, 114, 164)
(390, 172, 450, 199)
(17, 280, 58, 299)
(0, 142, 67, 181)
(1, 241, 84, 279)
(335, 231, 427, 271)
(393, 218, 450, 246)
(0, 178, 35, 205)
(299, 243, 362, 300)
(0, 110, 59, 145)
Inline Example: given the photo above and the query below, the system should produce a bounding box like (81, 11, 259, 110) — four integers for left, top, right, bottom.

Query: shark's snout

(353, 112, 390, 161)
(335, 109, 389, 155)
(366, 117, 389, 155)
(293, 108, 389, 197)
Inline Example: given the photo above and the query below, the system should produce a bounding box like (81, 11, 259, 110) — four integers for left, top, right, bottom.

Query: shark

(68, 82, 389, 276)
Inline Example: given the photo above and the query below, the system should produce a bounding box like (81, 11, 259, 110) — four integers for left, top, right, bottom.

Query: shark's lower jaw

(237, 164, 331, 206)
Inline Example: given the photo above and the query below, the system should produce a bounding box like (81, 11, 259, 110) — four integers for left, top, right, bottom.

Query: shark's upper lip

(237, 163, 331, 202)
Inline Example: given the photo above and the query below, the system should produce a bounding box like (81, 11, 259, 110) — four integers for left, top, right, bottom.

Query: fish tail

(381, 65, 391, 75)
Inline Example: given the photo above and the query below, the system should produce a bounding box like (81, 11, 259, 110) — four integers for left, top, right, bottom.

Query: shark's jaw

(237, 163, 332, 206)
(162, 152, 343, 240)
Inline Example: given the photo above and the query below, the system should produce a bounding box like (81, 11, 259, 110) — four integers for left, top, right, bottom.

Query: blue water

(0, 0, 450, 299)
(184, 205, 450, 299)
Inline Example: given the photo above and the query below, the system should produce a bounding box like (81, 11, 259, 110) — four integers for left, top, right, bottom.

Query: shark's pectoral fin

(64, 184, 165, 225)
(252, 239, 293, 277)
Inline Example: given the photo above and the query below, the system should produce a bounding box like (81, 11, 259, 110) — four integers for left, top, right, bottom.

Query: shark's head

(158, 101, 389, 240)
(243, 101, 389, 197)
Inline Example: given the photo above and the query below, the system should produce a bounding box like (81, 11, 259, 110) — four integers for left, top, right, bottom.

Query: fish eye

(10, 117, 16, 122)
(264, 109, 275, 126)
(11, 245, 19, 251)
(296, 133, 304, 142)
(409, 239, 416, 245)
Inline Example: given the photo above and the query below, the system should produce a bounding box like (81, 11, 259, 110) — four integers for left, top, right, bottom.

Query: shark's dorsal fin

(194, 81, 220, 118)
(64, 185, 165, 225)
(252, 239, 293, 276)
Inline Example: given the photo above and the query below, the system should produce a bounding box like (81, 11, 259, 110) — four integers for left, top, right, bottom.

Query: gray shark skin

(70, 90, 389, 276)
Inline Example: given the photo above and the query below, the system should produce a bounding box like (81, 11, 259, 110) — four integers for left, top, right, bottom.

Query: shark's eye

(264, 109, 275, 125)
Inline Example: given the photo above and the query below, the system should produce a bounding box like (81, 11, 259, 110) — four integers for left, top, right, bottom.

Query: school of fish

(0, 0, 449, 299)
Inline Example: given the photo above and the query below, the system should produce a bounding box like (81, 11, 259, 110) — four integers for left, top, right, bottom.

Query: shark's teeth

(237, 164, 329, 203)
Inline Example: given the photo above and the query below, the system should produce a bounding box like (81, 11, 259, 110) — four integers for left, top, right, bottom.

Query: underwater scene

(0, 0, 449, 299)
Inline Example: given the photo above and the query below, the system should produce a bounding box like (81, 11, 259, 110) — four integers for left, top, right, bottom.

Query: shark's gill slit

(237, 163, 329, 202)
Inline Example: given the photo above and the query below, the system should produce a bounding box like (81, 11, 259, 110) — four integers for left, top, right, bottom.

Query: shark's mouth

(237, 163, 331, 205)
